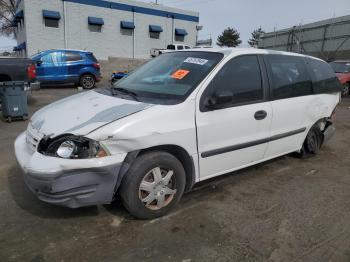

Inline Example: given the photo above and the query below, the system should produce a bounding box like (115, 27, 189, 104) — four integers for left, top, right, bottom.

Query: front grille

(26, 124, 43, 153)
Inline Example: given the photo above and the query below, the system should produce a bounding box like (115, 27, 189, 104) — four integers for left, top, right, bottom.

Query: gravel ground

(1, 87, 350, 262)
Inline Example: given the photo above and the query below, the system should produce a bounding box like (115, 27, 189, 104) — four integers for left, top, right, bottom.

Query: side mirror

(204, 90, 233, 109)
(36, 60, 42, 66)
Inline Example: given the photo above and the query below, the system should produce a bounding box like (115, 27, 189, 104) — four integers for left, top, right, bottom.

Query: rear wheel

(79, 74, 95, 89)
(342, 83, 349, 97)
(119, 151, 186, 219)
(297, 125, 323, 158)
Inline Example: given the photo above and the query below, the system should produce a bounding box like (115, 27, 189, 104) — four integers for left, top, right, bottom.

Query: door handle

(254, 110, 267, 120)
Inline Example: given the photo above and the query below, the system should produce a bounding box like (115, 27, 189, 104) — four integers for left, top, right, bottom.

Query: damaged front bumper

(14, 132, 127, 208)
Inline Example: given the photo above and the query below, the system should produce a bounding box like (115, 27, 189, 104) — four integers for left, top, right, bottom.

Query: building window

(45, 19, 59, 28)
(88, 17, 104, 33)
(175, 35, 185, 42)
(175, 28, 187, 42)
(150, 32, 160, 39)
(89, 24, 102, 32)
(149, 25, 163, 39)
(120, 21, 135, 36)
(42, 10, 61, 28)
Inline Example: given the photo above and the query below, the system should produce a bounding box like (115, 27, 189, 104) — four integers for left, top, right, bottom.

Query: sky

(1, 0, 350, 49)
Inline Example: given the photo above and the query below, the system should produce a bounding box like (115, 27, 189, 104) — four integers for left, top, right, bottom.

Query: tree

(248, 27, 265, 48)
(0, 0, 16, 36)
(216, 27, 241, 47)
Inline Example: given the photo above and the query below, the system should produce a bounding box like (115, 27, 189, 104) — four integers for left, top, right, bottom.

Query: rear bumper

(15, 132, 126, 208)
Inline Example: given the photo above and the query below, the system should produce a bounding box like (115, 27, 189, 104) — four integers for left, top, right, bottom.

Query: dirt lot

(1, 87, 350, 262)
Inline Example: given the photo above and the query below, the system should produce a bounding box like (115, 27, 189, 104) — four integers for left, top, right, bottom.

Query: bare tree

(0, 0, 16, 36)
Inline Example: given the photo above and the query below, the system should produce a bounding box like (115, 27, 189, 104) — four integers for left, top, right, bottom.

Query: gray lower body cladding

(22, 164, 122, 208)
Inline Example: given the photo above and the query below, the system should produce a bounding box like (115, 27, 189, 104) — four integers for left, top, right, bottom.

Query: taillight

(27, 64, 36, 80)
(93, 63, 100, 70)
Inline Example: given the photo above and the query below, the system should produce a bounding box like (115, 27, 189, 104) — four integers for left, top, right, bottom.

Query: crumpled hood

(30, 90, 153, 136)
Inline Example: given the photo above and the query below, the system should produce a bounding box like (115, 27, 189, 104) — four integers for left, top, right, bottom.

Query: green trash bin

(0, 81, 28, 123)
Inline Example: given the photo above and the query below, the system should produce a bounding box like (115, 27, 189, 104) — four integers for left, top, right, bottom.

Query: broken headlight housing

(38, 135, 109, 159)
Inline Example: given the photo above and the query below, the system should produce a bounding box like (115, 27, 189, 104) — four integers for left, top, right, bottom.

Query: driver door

(196, 55, 272, 180)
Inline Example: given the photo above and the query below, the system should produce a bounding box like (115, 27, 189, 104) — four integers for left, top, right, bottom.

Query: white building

(12, 0, 199, 59)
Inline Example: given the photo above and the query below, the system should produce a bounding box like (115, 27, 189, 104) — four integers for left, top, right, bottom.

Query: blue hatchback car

(31, 50, 101, 89)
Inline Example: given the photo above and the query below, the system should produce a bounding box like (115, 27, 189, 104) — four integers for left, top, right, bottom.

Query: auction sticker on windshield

(184, 57, 208, 66)
(171, 69, 190, 80)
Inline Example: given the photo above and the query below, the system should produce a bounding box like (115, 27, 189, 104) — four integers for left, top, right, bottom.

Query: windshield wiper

(112, 87, 139, 101)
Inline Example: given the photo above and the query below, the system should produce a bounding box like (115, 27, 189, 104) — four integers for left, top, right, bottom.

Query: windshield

(31, 51, 46, 61)
(113, 51, 224, 103)
(330, 62, 350, 73)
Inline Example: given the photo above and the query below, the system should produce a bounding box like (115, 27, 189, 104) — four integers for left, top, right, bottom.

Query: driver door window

(201, 55, 264, 111)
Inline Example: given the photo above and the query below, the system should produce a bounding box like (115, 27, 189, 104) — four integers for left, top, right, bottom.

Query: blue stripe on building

(63, 0, 199, 22)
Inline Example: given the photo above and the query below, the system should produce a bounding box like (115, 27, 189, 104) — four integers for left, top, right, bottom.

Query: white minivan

(15, 48, 341, 219)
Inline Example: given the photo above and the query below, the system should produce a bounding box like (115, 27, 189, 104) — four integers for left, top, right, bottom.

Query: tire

(79, 74, 96, 89)
(341, 83, 349, 97)
(297, 125, 323, 158)
(119, 151, 186, 219)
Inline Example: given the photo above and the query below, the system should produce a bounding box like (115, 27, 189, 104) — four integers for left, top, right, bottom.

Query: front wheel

(79, 74, 96, 89)
(119, 151, 186, 219)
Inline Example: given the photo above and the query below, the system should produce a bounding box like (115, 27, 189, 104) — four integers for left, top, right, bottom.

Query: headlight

(57, 141, 77, 158)
(38, 135, 109, 159)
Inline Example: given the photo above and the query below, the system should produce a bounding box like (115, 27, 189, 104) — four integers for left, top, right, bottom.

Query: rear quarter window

(307, 58, 342, 94)
(64, 52, 82, 62)
(266, 54, 313, 100)
(85, 53, 98, 63)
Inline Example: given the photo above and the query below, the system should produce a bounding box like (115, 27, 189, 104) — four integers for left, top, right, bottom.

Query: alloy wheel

(82, 75, 95, 89)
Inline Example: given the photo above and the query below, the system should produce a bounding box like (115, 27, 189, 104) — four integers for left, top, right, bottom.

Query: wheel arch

(79, 72, 96, 80)
(115, 145, 196, 194)
(305, 117, 332, 146)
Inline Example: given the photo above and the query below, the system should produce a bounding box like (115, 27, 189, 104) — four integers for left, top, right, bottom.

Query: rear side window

(307, 58, 342, 94)
(203, 55, 263, 107)
(167, 45, 175, 50)
(266, 55, 312, 100)
(177, 46, 184, 50)
(86, 53, 98, 63)
(64, 52, 82, 62)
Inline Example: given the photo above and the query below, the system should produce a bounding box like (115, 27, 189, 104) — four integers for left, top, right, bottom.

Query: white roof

(185, 47, 322, 60)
